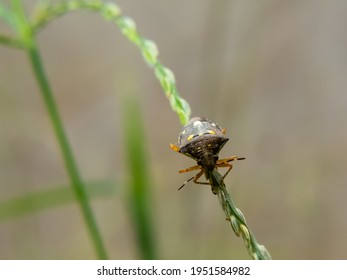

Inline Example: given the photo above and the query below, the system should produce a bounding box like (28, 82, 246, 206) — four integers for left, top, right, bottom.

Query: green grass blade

(122, 93, 157, 260)
(0, 34, 24, 48)
(0, 180, 118, 222)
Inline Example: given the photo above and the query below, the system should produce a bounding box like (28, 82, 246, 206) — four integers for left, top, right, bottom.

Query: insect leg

(192, 169, 210, 185)
(178, 164, 201, 174)
(218, 162, 233, 180)
(217, 156, 246, 164)
(216, 156, 245, 180)
(178, 169, 208, 191)
(177, 176, 195, 191)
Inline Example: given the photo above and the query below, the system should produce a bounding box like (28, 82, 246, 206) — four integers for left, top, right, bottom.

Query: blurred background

(1, 0, 347, 259)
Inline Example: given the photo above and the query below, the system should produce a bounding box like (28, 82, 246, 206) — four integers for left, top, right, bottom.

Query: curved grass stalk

(30, 0, 191, 125)
(212, 170, 271, 259)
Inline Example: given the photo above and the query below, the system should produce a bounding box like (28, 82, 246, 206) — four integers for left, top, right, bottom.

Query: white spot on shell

(193, 120, 202, 127)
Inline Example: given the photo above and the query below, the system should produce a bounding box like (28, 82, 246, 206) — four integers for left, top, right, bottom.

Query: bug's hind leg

(178, 169, 209, 191)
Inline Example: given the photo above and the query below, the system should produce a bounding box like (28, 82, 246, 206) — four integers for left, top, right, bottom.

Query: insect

(170, 116, 245, 194)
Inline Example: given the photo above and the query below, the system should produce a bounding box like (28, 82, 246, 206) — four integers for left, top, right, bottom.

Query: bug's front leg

(216, 156, 245, 180)
(217, 156, 246, 164)
(216, 162, 233, 180)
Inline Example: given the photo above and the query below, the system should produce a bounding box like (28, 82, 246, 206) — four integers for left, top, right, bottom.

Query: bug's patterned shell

(178, 117, 229, 168)
(178, 117, 225, 146)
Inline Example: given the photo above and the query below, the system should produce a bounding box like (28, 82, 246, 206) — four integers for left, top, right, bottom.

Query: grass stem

(213, 170, 271, 259)
(26, 33, 108, 260)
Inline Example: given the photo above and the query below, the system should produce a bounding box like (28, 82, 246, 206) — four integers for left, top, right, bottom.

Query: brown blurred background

(1, 0, 347, 259)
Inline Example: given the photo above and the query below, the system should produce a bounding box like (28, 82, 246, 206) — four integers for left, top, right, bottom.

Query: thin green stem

(0, 0, 107, 259)
(8, 0, 107, 259)
(9, 0, 108, 259)
(0, 35, 23, 48)
(27, 41, 108, 260)
(213, 170, 271, 259)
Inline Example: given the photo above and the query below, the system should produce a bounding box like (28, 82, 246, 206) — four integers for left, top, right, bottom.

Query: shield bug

(170, 117, 245, 194)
